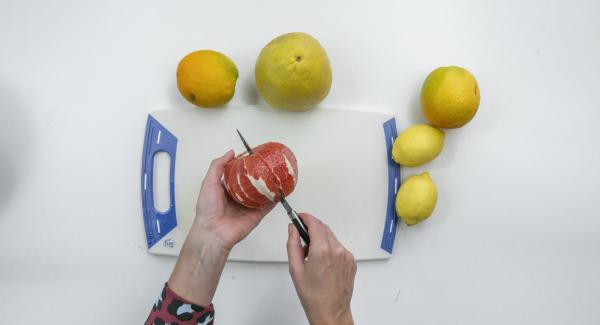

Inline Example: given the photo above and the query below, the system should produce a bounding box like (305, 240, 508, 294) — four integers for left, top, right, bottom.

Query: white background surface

(1, 0, 599, 324)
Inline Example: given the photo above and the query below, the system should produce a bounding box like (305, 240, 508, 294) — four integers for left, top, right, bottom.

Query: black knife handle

(290, 211, 310, 246)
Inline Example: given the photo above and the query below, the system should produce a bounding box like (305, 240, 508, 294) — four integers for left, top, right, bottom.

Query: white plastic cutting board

(143, 105, 396, 262)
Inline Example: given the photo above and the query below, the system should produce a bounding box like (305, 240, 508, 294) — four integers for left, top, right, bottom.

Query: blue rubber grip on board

(380, 118, 401, 253)
(141, 115, 178, 249)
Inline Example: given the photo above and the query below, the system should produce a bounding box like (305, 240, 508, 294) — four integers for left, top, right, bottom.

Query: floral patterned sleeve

(145, 283, 215, 325)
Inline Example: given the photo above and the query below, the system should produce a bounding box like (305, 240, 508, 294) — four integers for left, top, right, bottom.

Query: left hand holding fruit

(168, 150, 275, 306)
(194, 150, 276, 251)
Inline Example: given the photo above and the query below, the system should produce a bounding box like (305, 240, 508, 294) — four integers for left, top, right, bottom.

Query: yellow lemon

(421, 66, 480, 128)
(177, 50, 238, 108)
(255, 32, 332, 110)
(392, 124, 444, 167)
(395, 172, 438, 226)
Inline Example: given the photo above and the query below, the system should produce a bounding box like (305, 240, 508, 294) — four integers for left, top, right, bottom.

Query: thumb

(203, 150, 234, 186)
(287, 224, 305, 278)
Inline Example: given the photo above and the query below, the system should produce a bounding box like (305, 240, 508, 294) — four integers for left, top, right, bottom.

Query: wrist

(190, 214, 238, 252)
(187, 222, 232, 257)
(338, 310, 354, 325)
(309, 309, 354, 325)
(168, 225, 230, 306)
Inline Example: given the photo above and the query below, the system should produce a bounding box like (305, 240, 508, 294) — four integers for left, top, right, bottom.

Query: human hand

(287, 214, 357, 325)
(193, 150, 276, 252)
(169, 150, 274, 306)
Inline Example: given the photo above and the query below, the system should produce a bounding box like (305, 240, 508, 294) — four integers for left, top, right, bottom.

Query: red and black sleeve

(145, 283, 215, 325)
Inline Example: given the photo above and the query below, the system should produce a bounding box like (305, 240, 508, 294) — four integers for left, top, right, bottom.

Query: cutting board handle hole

(153, 151, 172, 213)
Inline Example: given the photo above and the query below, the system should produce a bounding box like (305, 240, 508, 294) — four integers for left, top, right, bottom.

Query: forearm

(168, 223, 230, 306)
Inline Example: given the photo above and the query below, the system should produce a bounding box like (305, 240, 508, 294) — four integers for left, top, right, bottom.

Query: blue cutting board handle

(141, 115, 178, 248)
(381, 118, 401, 253)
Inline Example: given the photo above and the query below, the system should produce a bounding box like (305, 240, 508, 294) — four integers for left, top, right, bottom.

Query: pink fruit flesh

(236, 156, 270, 208)
(221, 142, 298, 209)
(254, 143, 297, 196)
(224, 158, 260, 208)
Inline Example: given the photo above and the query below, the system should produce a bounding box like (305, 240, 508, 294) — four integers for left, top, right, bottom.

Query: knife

(279, 190, 310, 246)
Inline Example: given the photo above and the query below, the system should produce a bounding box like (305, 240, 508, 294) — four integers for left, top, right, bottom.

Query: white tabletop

(1, 0, 599, 324)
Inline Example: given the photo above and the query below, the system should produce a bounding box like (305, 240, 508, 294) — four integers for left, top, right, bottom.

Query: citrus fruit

(392, 124, 444, 167)
(421, 66, 480, 128)
(255, 32, 332, 110)
(176, 50, 238, 108)
(395, 172, 438, 226)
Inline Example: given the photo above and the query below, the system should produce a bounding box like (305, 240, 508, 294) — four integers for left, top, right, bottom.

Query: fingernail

(223, 149, 233, 157)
